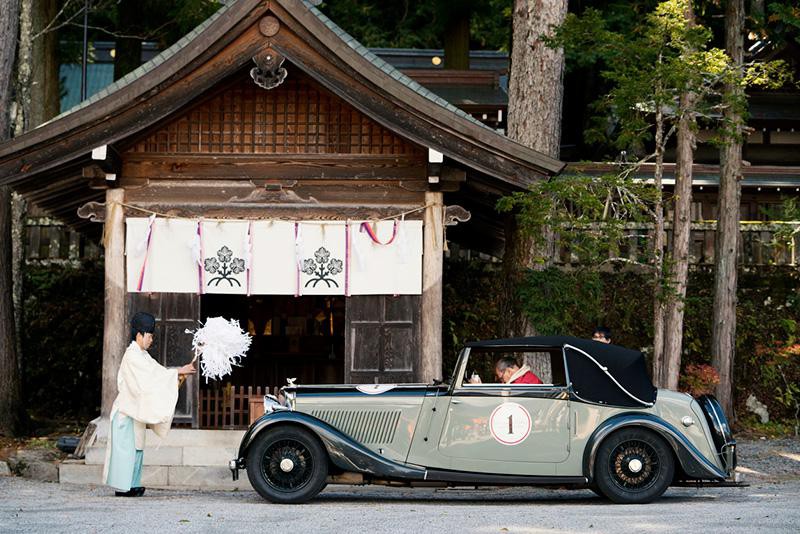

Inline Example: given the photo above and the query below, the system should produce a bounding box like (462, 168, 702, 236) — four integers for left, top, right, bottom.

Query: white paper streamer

(135, 213, 156, 255)
(185, 317, 252, 383)
(396, 214, 410, 265)
(189, 226, 202, 266)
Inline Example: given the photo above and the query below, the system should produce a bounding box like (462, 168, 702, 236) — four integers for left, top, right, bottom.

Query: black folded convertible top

(467, 336, 657, 407)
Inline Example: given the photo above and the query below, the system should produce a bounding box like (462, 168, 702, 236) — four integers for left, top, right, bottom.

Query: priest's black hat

(131, 312, 156, 341)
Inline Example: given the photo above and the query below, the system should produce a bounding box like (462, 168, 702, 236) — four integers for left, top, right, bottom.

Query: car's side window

(459, 349, 567, 388)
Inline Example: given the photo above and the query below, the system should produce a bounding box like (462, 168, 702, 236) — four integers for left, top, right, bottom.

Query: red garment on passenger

(512, 371, 542, 384)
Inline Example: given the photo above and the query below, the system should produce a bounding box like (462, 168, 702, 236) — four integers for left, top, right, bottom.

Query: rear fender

(237, 411, 426, 481)
(582, 413, 727, 481)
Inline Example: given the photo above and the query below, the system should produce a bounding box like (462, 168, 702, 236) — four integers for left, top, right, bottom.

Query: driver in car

(468, 357, 543, 384)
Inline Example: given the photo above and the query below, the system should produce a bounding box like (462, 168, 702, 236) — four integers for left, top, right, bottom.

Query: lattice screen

(128, 69, 424, 156)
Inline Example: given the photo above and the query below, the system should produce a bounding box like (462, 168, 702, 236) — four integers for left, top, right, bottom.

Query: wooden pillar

(420, 191, 444, 382)
(101, 188, 126, 418)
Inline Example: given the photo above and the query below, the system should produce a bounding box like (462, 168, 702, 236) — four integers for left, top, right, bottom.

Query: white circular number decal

(489, 402, 532, 446)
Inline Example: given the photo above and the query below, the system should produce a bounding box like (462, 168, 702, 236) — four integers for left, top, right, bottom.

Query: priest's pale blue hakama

(106, 412, 144, 491)
(103, 341, 180, 492)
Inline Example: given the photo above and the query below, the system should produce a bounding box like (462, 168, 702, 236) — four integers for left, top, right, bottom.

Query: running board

(424, 469, 588, 486)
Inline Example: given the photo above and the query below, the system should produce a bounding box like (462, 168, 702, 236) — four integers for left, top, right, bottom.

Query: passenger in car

(495, 357, 543, 384)
(592, 326, 612, 344)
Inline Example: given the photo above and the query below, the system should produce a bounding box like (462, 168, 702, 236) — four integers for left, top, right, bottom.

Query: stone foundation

(59, 429, 253, 490)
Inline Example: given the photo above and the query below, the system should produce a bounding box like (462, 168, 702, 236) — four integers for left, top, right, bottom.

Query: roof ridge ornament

(251, 48, 287, 90)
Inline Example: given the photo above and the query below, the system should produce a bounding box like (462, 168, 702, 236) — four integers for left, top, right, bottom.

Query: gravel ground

(734, 437, 800, 481)
(0, 437, 797, 534)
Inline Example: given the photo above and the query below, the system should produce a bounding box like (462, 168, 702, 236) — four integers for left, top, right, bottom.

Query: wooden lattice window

(128, 69, 423, 157)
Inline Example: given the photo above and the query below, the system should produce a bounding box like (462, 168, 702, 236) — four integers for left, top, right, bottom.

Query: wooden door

(344, 295, 420, 384)
(126, 293, 200, 427)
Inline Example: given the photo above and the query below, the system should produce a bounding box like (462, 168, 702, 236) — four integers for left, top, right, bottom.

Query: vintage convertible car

(229, 336, 737, 504)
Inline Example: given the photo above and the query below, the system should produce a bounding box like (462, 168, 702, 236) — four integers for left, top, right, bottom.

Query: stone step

(93, 428, 246, 448)
(85, 444, 239, 467)
(59, 459, 253, 491)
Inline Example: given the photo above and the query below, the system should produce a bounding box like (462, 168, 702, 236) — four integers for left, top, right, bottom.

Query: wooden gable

(126, 68, 424, 158)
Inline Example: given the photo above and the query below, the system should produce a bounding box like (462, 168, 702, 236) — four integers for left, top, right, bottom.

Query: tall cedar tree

(502, 0, 567, 342)
(711, 0, 744, 417)
(0, 0, 23, 437)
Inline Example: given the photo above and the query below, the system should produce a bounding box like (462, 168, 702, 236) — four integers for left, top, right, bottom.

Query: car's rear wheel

(246, 425, 328, 504)
(593, 428, 674, 504)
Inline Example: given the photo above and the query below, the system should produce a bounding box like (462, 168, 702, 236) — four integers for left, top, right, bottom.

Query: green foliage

(518, 269, 603, 336)
(768, 197, 800, 252)
(763, 2, 800, 46)
(318, 0, 511, 50)
(319, 1, 438, 48)
(442, 259, 503, 377)
(469, 0, 512, 51)
(22, 261, 104, 419)
(496, 172, 658, 265)
(549, 0, 791, 156)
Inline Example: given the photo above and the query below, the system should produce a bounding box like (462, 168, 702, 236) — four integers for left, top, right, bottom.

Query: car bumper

(721, 440, 737, 475)
(229, 458, 244, 481)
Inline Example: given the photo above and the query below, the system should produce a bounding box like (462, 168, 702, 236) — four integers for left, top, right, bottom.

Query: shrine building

(0, 0, 562, 487)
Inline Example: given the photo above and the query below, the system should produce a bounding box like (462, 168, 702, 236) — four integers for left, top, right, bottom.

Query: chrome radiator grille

(310, 409, 402, 444)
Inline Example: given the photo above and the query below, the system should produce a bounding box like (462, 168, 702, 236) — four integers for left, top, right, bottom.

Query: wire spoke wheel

(262, 439, 314, 492)
(594, 428, 674, 504)
(246, 426, 328, 503)
(608, 439, 660, 491)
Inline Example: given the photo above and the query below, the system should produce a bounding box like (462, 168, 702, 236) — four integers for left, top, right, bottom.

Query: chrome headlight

(283, 389, 296, 410)
(263, 394, 288, 413)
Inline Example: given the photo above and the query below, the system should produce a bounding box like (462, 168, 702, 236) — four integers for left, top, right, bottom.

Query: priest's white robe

(103, 341, 180, 490)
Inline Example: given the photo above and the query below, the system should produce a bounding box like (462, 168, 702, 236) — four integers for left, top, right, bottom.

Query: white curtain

(126, 218, 423, 295)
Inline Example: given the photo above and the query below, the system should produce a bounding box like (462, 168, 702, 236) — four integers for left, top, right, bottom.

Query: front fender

(236, 411, 427, 481)
(582, 413, 727, 482)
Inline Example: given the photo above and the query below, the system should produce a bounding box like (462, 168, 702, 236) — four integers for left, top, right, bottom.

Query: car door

(435, 383, 571, 475)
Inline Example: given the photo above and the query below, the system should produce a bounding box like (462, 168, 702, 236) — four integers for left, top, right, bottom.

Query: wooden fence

(550, 222, 799, 267)
(199, 385, 277, 429)
(25, 217, 102, 264)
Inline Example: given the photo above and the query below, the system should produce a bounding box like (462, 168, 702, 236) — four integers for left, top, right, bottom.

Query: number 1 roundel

(489, 402, 532, 446)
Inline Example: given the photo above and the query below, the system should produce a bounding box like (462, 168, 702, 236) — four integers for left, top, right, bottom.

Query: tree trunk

(500, 214, 533, 339)
(443, 5, 470, 70)
(712, 0, 744, 418)
(507, 0, 567, 158)
(30, 0, 60, 125)
(502, 0, 567, 339)
(0, 0, 20, 138)
(0, 0, 22, 437)
(13, 0, 31, 135)
(651, 106, 667, 387)
(662, 1, 698, 391)
(11, 193, 25, 380)
(0, 185, 22, 437)
(662, 95, 696, 391)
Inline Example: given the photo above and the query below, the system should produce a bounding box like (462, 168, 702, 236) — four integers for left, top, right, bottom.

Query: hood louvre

(311, 409, 401, 444)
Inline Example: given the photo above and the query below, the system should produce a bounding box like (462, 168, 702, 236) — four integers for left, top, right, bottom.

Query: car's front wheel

(593, 428, 674, 504)
(246, 425, 328, 504)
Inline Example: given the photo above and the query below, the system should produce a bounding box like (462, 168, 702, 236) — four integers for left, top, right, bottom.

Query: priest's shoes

(115, 487, 145, 497)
